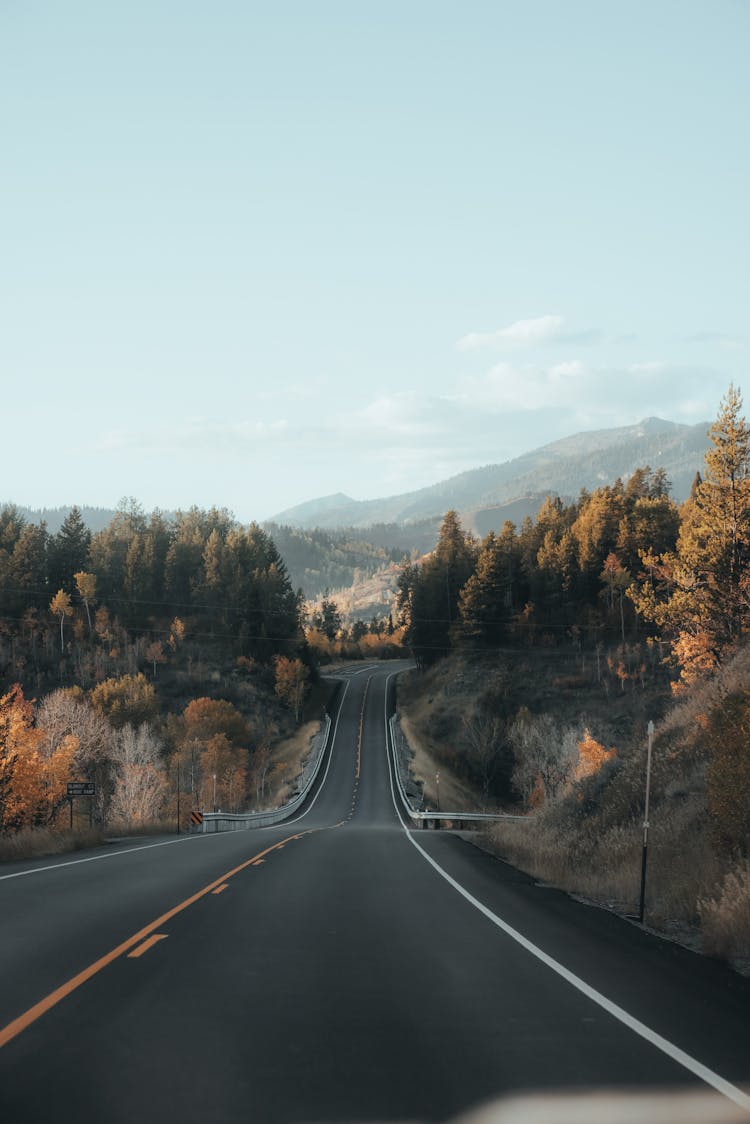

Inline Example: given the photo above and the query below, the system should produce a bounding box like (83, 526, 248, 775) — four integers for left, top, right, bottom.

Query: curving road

(1, 662, 749, 1122)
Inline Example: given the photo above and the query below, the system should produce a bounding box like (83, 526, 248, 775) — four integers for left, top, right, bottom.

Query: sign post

(638, 721, 654, 924)
(67, 782, 96, 832)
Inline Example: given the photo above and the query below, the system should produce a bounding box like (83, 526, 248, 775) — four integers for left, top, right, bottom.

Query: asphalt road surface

(1, 662, 750, 1123)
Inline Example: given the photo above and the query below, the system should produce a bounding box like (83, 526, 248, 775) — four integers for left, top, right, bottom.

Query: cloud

(456, 314, 565, 352)
(686, 331, 746, 353)
(91, 417, 291, 454)
(628, 361, 666, 375)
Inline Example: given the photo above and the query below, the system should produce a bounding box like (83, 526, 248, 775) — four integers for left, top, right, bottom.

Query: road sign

(67, 782, 96, 797)
(191, 810, 203, 826)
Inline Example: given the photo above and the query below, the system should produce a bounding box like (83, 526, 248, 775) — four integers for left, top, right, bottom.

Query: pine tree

(48, 506, 91, 593)
(630, 386, 750, 683)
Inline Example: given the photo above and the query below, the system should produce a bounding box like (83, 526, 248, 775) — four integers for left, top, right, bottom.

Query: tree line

(0, 500, 306, 689)
(398, 387, 750, 690)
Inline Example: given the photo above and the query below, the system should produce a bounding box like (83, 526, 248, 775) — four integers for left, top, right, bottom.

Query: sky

(2, 1, 748, 522)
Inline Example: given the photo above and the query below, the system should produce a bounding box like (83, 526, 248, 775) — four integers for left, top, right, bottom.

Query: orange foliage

(529, 774, 546, 809)
(574, 729, 617, 783)
(671, 630, 718, 692)
(182, 697, 250, 747)
(0, 685, 76, 832)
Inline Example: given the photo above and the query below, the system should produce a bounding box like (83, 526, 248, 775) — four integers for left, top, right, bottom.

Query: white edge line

(0, 833, 202, 882)
(279, 677, 351, 826)
(382, 670, 750, 1114)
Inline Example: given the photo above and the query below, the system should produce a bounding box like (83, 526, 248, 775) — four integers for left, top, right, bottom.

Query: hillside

(271, 417, 709, 530)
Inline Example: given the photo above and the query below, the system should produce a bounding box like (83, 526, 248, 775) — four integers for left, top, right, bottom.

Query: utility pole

(638, 720, 655, 924)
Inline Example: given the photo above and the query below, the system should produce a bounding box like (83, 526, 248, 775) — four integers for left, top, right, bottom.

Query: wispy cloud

(91, 418, 291, 454)
(456, 314, 565, 352)
(686, 331, 746, 353)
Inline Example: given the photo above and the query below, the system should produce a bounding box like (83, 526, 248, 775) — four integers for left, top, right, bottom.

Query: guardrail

(388, 715, 528, 829)
(198, 714, 332, 833)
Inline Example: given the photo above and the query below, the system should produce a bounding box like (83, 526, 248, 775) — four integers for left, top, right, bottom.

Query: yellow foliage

(672, 630, 718, 690)
(0, 685, 76, 832)
(529, 774, 545, 809)
(574, 729, 617, 783)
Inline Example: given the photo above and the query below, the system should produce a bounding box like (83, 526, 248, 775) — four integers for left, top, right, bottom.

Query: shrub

(700, 860, 750, 960)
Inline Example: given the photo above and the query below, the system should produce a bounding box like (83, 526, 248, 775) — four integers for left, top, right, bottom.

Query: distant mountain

(2, 504, 118, 534)
(269, 417, 710, 531)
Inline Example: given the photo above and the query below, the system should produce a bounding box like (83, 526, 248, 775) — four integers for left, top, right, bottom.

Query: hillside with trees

(0, 505, 322, 843)
(395, 387, 750, 968)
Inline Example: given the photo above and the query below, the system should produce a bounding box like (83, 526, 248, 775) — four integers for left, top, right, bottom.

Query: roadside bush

(700, 860, 750, 961)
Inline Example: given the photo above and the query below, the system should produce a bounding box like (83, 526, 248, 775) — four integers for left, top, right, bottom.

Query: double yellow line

(0, 830, 310, 1050)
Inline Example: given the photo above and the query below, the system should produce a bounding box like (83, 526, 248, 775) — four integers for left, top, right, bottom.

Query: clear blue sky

(2, 1, 748, 521)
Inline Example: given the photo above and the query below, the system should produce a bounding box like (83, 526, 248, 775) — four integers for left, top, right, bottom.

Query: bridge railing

(389, 714, 528, 829)
(197, 714, 332, 833)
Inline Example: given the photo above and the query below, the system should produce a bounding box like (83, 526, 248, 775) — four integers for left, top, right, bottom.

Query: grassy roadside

(396, 647, 750, 974)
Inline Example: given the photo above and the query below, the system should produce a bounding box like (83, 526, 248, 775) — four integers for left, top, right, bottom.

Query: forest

(2, 385, 750, 967)
(0, 506, 318, 840)
(394, 387, 750, 963)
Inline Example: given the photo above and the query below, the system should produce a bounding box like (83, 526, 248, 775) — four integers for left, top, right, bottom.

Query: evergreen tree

(48, 506, 91, 593)
(631, 386, 750, 683)
(459, 532, 512, 649)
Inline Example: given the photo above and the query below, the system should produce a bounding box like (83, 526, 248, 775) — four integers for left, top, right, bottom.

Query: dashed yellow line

(0, 830, 310, 1050)
(128, 934, 168, 959)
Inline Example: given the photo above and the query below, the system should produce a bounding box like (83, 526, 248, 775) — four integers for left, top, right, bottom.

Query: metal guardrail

(389, 715, 529, 829)
(198, 714, 332, 833)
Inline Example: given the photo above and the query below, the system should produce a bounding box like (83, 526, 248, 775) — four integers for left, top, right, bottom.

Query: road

(1, 662, 749, 1122)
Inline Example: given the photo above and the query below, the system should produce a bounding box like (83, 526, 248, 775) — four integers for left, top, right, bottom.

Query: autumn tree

(90, 673, 158, 729)
(508, 709, 578, 806)
(50, 589, 73, 653)
(74, 571, 96, 632)
(145, 640, 167, 677)
(37, 689, 115, 823)
(274, 656, 310, 722)
(181, 697, 250, 748)
(631, 387, 750, 684)
(109, 723, 167, 827)
(0, 685, 75, 832)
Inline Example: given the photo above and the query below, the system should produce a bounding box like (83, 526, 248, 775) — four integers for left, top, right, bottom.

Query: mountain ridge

(270, 416, 709, 530)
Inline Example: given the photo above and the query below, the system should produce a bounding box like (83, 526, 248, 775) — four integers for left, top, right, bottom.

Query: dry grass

(398, 645, 750, 966)
(487, 795, 722, 930)
(700, 860, 750, 965)
(0, 825, 106, 863)
(399, 711, 481, 812)
(263, 719, 321, 809)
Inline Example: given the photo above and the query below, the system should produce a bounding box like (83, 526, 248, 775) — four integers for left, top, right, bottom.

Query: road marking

(382, 670, 750, 1114)
(128, 934, 168, 959)
(212, 884, 229, 894)
(271, 676, 352, 829)
(0, 830, 310, 1050)
(0, 834, 204, 882)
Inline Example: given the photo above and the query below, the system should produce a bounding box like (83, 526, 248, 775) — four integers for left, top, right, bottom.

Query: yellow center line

(212, 884, 229, 894)
(0, 829, 311, 1050)
(128, 934, 168, 959)
(355, 677, 370, 782)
